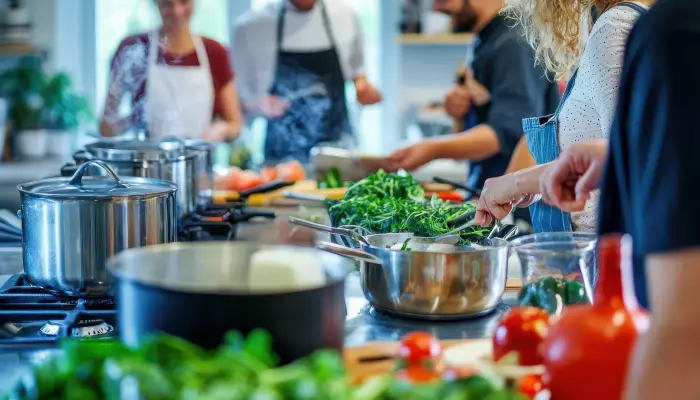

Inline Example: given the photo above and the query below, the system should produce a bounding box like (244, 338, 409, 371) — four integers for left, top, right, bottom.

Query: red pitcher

(540, 234, 650, 400)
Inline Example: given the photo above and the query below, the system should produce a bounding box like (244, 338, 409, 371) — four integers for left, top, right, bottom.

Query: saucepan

(109, 242, 353, 364)
(317, 235, 512, 320)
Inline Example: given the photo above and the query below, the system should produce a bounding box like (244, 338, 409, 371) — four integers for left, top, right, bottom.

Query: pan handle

(289, 217, 370, 245)
(317, 241, 382, 265)
(239, 180, 296, 198)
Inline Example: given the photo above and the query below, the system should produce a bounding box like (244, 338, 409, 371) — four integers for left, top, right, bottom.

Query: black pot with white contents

(108, 242, 353, 364)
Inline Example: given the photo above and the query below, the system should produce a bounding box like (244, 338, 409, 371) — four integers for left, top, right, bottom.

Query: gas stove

(0, 201, 275, 347)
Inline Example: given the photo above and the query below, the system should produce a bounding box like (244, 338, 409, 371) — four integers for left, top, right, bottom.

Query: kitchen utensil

(288, 216, 371, 245)
(283, 191, 327, 203)
(18, 160, 178, 297)
(108, 242, 354, 364)
(510, 232, 597, 301)
(81, 140, 197, 219)
(317, 236, 510, 320)
(421, 210, 480, 243)
(433, 176, 482, 198)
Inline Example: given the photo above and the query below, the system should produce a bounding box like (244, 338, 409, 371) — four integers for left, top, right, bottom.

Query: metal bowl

(318, 237, 510, 320)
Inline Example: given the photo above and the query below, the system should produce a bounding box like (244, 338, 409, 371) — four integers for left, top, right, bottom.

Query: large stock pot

(18, 160, 178, 297)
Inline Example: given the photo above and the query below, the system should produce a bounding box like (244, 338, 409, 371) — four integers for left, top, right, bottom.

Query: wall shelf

(398, 33, 473, 45)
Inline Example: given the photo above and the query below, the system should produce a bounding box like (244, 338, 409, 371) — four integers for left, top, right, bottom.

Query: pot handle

(69, 160, 127, 188)
(317, 241, 382, 265)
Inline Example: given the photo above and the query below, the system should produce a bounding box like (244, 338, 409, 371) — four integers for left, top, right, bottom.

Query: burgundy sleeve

(204, 38, 235, 93)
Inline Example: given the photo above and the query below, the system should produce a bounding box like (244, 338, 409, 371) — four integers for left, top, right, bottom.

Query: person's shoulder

(201, 37, 229, 57)
(633, 0, 698, 41)
(234, 2, 280, 29)
(114, 33, 150, 54)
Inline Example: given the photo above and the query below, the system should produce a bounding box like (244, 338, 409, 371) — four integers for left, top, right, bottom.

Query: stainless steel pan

(317, 236, 510, 320)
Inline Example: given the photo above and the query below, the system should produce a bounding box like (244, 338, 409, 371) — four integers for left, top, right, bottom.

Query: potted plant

(42, 72, 92, 157)
(0, 57, 48, 158)
(0, 57, 92, 159)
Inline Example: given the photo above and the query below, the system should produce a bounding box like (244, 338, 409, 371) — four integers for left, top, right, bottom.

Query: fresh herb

(4, 331, 526, 400)
(326, 171, 490, 242)
(318, 167, 345, 189)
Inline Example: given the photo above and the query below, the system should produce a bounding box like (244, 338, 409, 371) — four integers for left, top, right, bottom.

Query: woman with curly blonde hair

(475, 0, 653, 233)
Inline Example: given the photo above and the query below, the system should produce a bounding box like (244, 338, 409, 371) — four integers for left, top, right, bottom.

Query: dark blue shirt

(598, 0, 700, 309)
(468, 15, 560, 189)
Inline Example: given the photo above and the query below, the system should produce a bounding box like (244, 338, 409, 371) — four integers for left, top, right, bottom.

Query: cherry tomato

(399, 331, 442, 365)
(519, 374, 546, 398)
(395, 364, 440, 383)
(492, 307, 550, 366)
(434, 191, 465, 202)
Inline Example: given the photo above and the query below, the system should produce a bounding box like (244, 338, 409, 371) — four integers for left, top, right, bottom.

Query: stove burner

(40, 319, 114, 337)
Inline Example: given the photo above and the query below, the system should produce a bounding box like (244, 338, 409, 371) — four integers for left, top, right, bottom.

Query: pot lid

(18, 160, 177, 198)
(85, 139, 186, 161)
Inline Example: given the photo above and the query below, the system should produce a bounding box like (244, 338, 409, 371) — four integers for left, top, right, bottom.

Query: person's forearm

(99, 116, 127, 137)
(506, 137, 536, 174)
(513, 163, 550, 195)
(431, 124, 500, 161)
(625, 328, 700, 400)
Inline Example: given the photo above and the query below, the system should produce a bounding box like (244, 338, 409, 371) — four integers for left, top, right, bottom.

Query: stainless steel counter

(0, 206, 520, 391)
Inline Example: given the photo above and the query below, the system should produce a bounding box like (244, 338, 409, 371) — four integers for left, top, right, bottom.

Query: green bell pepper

(563, 280, 588, 305)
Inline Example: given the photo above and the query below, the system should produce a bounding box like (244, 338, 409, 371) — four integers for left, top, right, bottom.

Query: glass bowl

(510, 232, 598, 313)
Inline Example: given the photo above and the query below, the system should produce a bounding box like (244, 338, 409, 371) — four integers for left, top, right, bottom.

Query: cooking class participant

(232, 0, 382, 163)
(539, 1, 700, 396)
(100, 0, 242, 141)
(474, 0, 651, 232)
(387, 0, 560, 192)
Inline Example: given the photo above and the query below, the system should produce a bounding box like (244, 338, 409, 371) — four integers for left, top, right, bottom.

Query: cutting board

(212, 180, 346, 206)
(344, 339, 487, 384)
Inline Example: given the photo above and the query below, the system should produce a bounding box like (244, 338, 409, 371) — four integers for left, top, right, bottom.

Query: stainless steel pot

(317, 236, 510, 320)
(18, 160, 178, 297)
(82, 140, 197, 218)
(182, 139, 215, 206)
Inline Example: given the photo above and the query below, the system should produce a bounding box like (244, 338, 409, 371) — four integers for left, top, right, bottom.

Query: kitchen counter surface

(0, 205, 519, 391)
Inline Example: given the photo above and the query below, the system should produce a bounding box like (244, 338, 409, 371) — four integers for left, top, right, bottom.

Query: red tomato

(398, 331, 442, 365)
(492, 307, 550, 366)
(519, 374, 546, 398)
(236, 170, 263, 191)
(395, 365, 440, 383)
(275, 160, 306, 182)
(435, 191, 465, 202)
(260, 167, 277, 183)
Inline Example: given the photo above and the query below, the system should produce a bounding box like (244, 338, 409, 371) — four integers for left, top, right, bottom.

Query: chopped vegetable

(326, 171, 490, 242)
(319, 167, 344, 189)
(5, 330, 528, 400)
(518, 277, 588, 314)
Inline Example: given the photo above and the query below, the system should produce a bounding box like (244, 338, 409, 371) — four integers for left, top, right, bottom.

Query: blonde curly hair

(504, 0, 626, 80)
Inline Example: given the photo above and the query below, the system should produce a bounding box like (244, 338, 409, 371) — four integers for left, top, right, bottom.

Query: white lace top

(557, 3, 648, 232)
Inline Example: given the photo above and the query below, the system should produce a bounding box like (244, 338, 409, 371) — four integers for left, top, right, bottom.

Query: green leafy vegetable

(4, 331, 525, 400)
(326, 171, 490, 242)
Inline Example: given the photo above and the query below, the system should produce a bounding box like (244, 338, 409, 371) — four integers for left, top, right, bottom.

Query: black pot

(109, 242, 352, 364)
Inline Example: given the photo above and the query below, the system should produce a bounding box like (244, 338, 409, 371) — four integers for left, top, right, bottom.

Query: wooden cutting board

(344, 339, 487, 384)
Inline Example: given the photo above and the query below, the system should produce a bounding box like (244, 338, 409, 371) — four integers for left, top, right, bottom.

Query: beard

(443, 1, 478, 33)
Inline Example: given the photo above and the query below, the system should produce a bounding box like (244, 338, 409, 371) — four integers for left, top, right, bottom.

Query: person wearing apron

(474, 2, 649, 232)
(263, 1, 353, 163)
(100, 0, 242, 141)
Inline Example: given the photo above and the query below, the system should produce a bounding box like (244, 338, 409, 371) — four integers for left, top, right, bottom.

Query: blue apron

(522, 1, 647, 233)
(264, 0, 352, 163)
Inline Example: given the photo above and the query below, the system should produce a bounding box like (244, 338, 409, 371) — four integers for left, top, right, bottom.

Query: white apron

(144, 32, 214, 139)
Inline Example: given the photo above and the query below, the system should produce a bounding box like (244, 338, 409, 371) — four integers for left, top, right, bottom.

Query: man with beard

(388, 0, 560, 192)
(232, 0, 381, 163)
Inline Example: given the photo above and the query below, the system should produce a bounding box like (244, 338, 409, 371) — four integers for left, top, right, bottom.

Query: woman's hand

(202, 120, 237, 142)
(539, 140, 608, 212)
(475, 173, 539, 226)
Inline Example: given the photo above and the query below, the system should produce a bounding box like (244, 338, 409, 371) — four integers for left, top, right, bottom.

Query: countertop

(0, 205, 521, 391)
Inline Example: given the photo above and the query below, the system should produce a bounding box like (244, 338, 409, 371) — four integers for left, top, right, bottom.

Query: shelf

(398, 33, 474, 45)
(0, 43, 44, 57)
